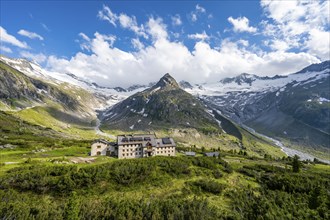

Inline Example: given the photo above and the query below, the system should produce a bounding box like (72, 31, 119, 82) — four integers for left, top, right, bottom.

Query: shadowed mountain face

(199, 61, 330, 151)
(101, 73, 220, 132)
(0, 61, 80, 110)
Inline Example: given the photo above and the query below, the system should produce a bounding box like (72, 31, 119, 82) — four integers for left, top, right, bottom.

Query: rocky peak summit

(154, 73, 179, 89)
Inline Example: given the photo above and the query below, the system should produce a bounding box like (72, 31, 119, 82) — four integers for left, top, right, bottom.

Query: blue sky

(1, 0, 329, 87)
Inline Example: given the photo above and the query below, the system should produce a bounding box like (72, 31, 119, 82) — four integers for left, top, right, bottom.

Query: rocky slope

(101, 73, 220, 132)
(186, 61, 330, 153)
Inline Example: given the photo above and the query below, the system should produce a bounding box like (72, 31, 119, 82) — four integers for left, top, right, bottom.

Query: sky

(1, 0, 329, 87)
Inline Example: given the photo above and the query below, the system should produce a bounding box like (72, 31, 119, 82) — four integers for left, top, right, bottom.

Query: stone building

(90, 134, 176, 159)
(90, 139, 117, 156)
(117, 134, 176, 159)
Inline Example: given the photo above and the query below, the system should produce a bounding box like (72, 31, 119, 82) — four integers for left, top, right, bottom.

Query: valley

(0, 56, 329, 219)
(1, 1, 329, 219)
(0, 55, 329, 160)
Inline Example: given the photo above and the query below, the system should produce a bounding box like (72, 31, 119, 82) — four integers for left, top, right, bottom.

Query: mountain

(0, 60, 110, 138)
(101, 73, 220, 132)
(179, 80, 193, 89)
(219, 73, 287, 86)
(185, 61, 330, 157)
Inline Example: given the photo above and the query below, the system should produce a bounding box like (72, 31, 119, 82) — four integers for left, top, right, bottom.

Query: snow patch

(150, 87, 160, 94)
(137, 108, 145, 114)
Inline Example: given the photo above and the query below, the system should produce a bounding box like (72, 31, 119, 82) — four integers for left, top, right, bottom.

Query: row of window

(121, 145, 174, 149)
(122, 144, 142, 147)
(156, 150, 174, 154)
(122, 152, 142, 157)
(123, 148, 142, 152)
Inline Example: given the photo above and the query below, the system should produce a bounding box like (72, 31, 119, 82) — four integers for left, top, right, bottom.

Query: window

(122, 153, 125, 156)
(97, 145, 101, 148)
(123, 149, 125, 152)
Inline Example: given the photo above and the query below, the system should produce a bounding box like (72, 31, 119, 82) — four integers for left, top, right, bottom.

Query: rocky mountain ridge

(101, 73, 221, 132)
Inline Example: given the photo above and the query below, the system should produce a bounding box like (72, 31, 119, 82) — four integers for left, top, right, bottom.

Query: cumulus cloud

(20, 51, 47, 63)
(0, 26, 29, 49)
(131, 38, 144, 50)
(305, 29, 330, 59)
(146, 17, 168, 41)
(260, 0, 330, 59)
(46, 15, 320, 88)
(188, 31, 209, 41)
(18, 29, 44, 40)
(228, 16, 257, 33)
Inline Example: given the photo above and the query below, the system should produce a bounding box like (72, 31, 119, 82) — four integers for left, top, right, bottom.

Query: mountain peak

(154, 73, 179, 89)
(295, 60, 330, 74)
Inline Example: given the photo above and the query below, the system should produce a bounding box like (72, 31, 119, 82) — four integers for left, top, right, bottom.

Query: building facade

(91, 134, 176, 159)
(90, 139, 117, 156)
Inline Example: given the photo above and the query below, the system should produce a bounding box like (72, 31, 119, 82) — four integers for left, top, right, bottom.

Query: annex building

(90, 134, 176, 159)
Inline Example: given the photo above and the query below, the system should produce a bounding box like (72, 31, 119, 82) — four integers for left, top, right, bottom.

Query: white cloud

(0, 45, 12, 53)
(191, 13, 197, 22)
(46, 16, 321, 88)
(131, 38, 144, 50)
(305, 29, 330, 60)
(260, 0, 330, 57)
(268, 39, 290, 52)
(98, 5, 118, 27)
(188, 31, 209, 41)
(20, 51, 47, 63)
(79, 32, 90, 41)
(0, 26, 29, 49)
(228, 16, 257, 33)
(118, 13, 147, 38)
(18, 29, 44, 40)
(98, 5, 147, 38)
(196, 4, 206, 13)
(189, 4, 206, 22)
(171, 14, 182, 26)
(146, 17, 168, 41)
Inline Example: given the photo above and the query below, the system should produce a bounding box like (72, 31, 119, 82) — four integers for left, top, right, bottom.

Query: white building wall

(155, 146, 176, 156)
(90, 142, 108, 156)
(118, 144, 144, 159)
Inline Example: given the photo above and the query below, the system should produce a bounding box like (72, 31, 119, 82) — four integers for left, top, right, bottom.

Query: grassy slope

(0, 152, 329, 219)
(10, 105, 99, 139)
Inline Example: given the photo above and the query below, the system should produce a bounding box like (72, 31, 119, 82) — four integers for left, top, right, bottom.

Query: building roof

(117, 134, 157, 147)
(92, 139, 110, 145)
(155, 138, 176, 147)
(185, 151, 196, 156)
(204, 152, 220, 157)
(117, 134, 176, 148)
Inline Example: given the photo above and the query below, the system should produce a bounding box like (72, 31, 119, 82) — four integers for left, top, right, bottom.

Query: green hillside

(0, 152, 329, 219)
